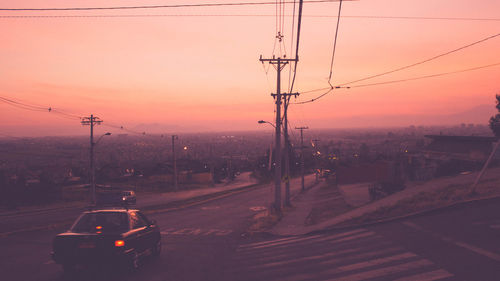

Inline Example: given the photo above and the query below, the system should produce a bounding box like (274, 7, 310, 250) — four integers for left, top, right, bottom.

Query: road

(2, 181, 500, 280)
(0, 172, 257, 236)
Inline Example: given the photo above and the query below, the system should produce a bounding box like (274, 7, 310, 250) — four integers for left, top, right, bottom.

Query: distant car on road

(96, 190, 136, 206)
(51, 208, 161, 274)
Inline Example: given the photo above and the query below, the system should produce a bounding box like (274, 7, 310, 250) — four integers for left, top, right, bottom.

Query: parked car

(96, 190, 136, 206)
(51, 208, 161, 274)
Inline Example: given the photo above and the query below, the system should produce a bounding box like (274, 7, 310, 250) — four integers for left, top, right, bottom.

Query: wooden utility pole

(295, 126, 309, 191)
(81, 115, 103, 205)
(313, 139, 321, 182)
(260, 56, 297, 213)
(282, 93, 299, 206)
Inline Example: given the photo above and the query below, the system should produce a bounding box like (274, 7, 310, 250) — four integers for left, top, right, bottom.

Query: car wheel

(152, 240, 162, 257)
(130, 251, 140, 270)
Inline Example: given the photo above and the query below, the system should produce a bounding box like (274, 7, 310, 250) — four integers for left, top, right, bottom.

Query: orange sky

(1, 0, 499, 136)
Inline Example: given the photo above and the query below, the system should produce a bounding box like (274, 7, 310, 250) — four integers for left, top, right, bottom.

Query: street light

(258, 120, 276, 128)
(258, 120, 276, 170)
(95, 132, 111, 145)
(90, 132, 111, 205)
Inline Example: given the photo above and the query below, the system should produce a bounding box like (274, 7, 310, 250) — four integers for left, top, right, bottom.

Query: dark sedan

(51, 208, 161, 274)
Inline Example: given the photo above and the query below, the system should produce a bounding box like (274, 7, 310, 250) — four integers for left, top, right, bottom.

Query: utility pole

(313, 139, 321, 182)
(260, 56, 297, 213)
(282, 92, 299, 206)
(81, 115, 103, 205)
(172, 135, 178, 190)
(210, 144, 215, 187)
(295, 126, 309, 191)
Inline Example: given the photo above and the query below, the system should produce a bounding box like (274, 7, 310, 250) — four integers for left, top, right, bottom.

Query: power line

(348, 62, 500, 88)
(327, 0, 343, 86)
(287, 0, 298, 91)
(338, 32, 500, 86)
(288, 0, 304, 92)
(1, 14, 498, 21)
(293, 62, 500, 104)
(0, 95, 169, 138)
(0, 0, 347, 12)
(295, 32, 500, 103)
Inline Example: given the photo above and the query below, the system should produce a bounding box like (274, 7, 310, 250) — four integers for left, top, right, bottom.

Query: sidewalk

(270, 166, 500, 236)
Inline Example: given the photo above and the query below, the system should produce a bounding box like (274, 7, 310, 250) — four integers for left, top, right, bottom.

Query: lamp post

(91, 132, 111, 204)
(258, 119, 286, 210)
(172, 135, 178, 190)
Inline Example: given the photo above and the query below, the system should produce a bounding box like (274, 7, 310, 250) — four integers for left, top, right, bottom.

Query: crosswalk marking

(403, 221, 500, 262)
(235, 233, 379, 260)
(234, 237, 390, 267)
(230, 228, 455, 281)
(239, 228, 366, 249)
(334, 252, 417, 272)
(238, 229, 371, 252)
(237, 234, 324, 251)
(319, 247, 403, 266)
(393, 269, 454, 281)
(238, 235, 308, 248)
(160, 228, 233, 236)
(249, 246, 403, 271)
(323, 259, 434, 281)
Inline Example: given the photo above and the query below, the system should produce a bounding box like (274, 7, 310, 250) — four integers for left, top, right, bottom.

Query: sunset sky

(1, 0, 499, 137)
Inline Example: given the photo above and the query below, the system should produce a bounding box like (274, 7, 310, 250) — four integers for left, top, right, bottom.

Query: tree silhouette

(489, 94, 500, 138)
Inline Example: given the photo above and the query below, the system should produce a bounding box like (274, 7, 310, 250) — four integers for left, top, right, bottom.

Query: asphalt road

(2, 182, 500, 281)
(0, 172, 257, 236)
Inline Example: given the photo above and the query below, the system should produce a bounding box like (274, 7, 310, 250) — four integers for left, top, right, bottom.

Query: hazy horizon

(1, 0, 499, 137)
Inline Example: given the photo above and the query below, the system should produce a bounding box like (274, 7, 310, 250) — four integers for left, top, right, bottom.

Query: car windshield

(71, 212, 129, 233)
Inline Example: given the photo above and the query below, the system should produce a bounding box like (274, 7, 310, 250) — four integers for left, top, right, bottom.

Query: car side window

(137, 212, 151, 225)
(130, 212, 147, 229)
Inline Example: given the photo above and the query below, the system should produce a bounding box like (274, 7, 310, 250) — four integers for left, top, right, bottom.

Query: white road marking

(238, 236, 308, 249)
(238, 228, 368, 252)
(214, 229, 233, 236)
(319, 247, 403, 266)
(161, 228, 232, 236)
(324, 259, 434, 281)
(393, 269, 454, 281)
(403, 221, 500, 262)
(249, 206, 267, 211)
(335, 252, 417, 272)
(248, 246, 403, 271)
(201, 206, 220, 210)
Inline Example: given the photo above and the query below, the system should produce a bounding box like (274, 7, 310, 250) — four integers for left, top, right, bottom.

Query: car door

(137, 211, 158, 248)
(129, 211, 149, 255)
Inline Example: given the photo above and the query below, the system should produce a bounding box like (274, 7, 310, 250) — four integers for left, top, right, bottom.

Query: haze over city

(1, 0, 499, 137)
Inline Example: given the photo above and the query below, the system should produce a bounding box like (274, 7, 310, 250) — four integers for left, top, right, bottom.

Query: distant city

(1, 123, 495, 208)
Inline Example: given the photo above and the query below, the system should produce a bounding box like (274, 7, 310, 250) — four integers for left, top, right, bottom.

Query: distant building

(423, 135, 498, 161)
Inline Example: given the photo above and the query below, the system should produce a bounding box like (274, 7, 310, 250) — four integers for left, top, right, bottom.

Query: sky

(0, 0, 499, 137)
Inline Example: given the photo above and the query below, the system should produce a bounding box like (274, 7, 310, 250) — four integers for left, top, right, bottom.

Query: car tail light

(115, 240, 125, 247)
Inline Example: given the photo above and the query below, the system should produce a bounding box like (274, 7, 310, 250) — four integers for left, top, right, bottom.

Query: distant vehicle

(51, 208, 161, 274)
(96, 190, 136, 206)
